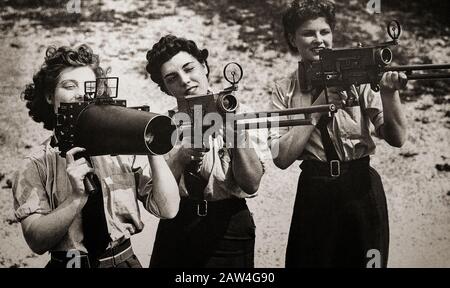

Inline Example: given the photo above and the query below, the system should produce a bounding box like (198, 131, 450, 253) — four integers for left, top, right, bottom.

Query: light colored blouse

(12, 137, 163, 252)
(268, 69, 385, 162)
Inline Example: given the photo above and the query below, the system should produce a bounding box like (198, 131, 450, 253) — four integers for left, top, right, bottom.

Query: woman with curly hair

(13, 44, 180, 268)
(145, 35, 264, 268)
(268, 0, 407, 267)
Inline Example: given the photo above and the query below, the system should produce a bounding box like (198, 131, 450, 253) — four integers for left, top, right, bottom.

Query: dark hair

(282, 0, 336, 53)
(145, 35, 209, 95)
(21, 44, 104, 130)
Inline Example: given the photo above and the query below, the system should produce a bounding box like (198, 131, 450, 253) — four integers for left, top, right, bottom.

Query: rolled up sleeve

(235, 103, 270, 168)
(267, 80, 291, 149)
(359, 84, 384, 137)
(12, 159, 51, 222)
(133, 156, 167, 218)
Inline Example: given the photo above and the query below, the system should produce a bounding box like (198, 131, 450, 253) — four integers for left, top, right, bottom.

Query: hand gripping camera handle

(83, 172, 98, 195)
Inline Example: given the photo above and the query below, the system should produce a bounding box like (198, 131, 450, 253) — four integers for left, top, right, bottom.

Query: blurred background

(0, 0, 449, 267)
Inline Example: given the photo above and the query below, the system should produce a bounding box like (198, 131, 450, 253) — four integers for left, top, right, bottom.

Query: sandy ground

(0, 0, 449, 268)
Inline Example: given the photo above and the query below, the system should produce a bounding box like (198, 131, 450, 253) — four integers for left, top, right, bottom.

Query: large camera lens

(144, 115, 177, 155)
(377, 48, 393, 65)
(218, 94, 238, 113)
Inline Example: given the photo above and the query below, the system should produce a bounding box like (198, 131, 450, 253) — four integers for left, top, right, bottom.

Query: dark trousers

(150, 198, 256, 268)
(286, 160, 389, 268)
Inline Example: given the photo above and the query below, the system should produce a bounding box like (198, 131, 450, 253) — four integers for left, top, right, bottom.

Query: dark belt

(50, 239, 133, 268)
(300, 156, 370, 178)
(181, 197, 247, 217)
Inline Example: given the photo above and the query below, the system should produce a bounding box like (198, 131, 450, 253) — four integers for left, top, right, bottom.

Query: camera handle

(83, 173, 98, 195)
(74, 151, 99, 195)
(184, 159, 208, 199)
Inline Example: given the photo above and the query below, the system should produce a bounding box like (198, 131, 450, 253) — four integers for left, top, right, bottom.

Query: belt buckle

(330, 160, 340, 178)
(98, 245, 133, 268)
(80, 254, 91, 268)
(197, 200, 207, 217)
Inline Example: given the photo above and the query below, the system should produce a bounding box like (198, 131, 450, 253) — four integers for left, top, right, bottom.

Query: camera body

(55, 77, 176, 157)
(298, 20, 403, 107)
(174, 86, 239, 124)
(170, 62, 243, 128)
(300, 46, 393, 93)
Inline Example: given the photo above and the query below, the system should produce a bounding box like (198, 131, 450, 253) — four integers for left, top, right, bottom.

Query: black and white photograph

(0, 0, 449, 272)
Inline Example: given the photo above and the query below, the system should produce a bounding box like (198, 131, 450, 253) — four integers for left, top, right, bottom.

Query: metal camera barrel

(376, 47, 393, 65)
(74, 104, 177, 156)
(384, 64, 450, 80)
(234, 104, 336, 129)
(217, 93, 239, 114)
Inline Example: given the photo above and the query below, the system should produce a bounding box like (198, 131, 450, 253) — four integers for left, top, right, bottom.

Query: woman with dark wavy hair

(269, 0, 407, 267)
(145, 35, 265, 268)
(13, 44, 179, 268)
(21, 45, 105, 130)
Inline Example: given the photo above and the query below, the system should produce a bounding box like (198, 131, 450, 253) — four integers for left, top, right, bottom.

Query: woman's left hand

(380, 71, 408, 94)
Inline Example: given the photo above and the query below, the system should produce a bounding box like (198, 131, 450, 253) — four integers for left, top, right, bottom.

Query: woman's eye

(301, 32, 314, 37)
(321, 30, 331, 35)
(60, 81, 77, 89)
(166, 76, 176, 83)
(185, 66, 194, 72)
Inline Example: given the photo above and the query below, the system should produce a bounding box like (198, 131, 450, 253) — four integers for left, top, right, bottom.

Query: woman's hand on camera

(65, 147, 94, 199)
(178, 129, 208, 165)
(380, 71, 408, 94)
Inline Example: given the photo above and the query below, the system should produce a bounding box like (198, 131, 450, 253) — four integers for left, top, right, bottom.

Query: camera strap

(81, 170, 111, 261)
(316, 114, 340, 162)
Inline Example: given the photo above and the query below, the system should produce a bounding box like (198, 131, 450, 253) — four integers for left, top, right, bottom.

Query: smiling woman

(50, 66, 96, 112)
(13, 44, 180, 268)
(21, 45, 104, 130)
(160, 51, 209, 97)
(268, 0, 408, 268)
(288, 17, 333, 62)
(145, 35, 265, 268)
(146, 35, 210, 96)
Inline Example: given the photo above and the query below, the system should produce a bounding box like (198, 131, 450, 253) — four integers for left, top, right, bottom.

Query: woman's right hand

(178, 128, 208, 165)
(65, 147, 94, 199)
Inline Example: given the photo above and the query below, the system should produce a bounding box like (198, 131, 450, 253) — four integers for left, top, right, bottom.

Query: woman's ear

(202, 62, 209, 75)
(200, 49, 210, 76)
(288, 33, 297, 50)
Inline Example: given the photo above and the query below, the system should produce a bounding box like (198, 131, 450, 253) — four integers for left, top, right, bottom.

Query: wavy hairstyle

(21, 44, 104, 130)
(282, 0, 336, 53)
(145, 35, 209, 95)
